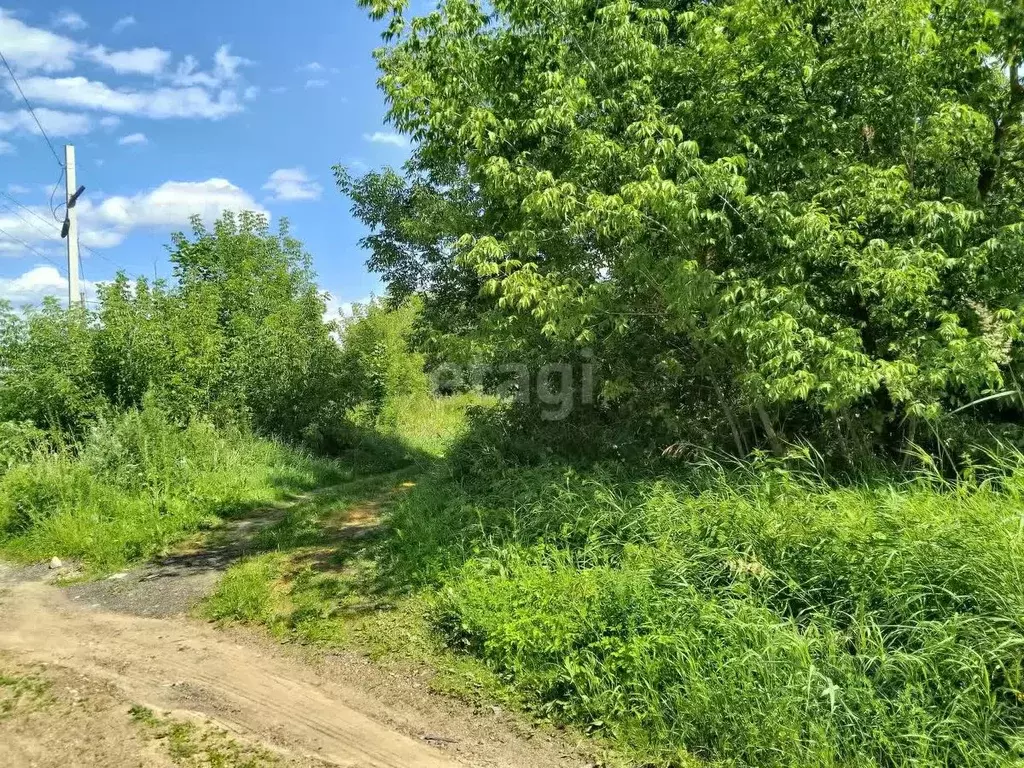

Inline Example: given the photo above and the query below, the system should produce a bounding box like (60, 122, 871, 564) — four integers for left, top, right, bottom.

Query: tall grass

(0, 400, 346, 572)
(379, 455, 1024, 766)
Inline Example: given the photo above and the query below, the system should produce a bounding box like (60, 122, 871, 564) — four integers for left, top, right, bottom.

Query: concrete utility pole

(62, 144, 85, 308)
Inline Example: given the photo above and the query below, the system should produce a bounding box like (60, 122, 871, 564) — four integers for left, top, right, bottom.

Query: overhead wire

(49, 166, 67, 221)
(0, 191, 61, 234)
(0, 47, 63, 168)
(0, 224, 64, 272)
(0, 196, 60, 243)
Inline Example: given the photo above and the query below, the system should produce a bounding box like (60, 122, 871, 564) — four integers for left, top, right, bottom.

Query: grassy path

(0, 468, 591, 768)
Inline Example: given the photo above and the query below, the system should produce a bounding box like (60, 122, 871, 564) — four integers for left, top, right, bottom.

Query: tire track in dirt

(0, 579, 458, 767)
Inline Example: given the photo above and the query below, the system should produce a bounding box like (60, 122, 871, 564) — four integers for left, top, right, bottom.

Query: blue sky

(0, 2, 408, 316)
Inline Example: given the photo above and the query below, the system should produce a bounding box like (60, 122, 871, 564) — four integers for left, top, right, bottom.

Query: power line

(0, 191, 60, 234)
(0, 196, 61, 243)
(0, 224, 64, 272)
(0, 189, 124, 273)
(48, 166, 66, 221)
(0, 47, 63, 167)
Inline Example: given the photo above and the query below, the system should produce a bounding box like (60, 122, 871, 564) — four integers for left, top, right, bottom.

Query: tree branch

(979, 56, 1023, 200)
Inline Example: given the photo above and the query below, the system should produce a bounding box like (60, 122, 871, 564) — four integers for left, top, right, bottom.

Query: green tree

(165, 211, 348, 439)
(338, 297, 429, 421)
(347, 0, 1024, 456)
(0, 299, 104, 435)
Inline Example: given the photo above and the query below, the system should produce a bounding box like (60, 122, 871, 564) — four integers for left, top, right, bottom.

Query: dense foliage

(344, 0, 1024, 459)
(0, 213, 347, 443)
(389, 455, 1024, 767)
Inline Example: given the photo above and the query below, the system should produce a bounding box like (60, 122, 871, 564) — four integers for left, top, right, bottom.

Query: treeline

(0, 212, 423, 458)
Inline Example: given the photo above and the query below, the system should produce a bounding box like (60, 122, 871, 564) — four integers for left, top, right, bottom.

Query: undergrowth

(0, 399, 347, 573)
(371, 453, 1024, 767)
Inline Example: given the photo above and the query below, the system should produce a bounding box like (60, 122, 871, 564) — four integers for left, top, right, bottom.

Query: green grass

(200, 460, 519, 710)
(200, 405, 1024, 766)
(19, 388, 1024, 766)
(0, 402, 348, 573)
(376, 457, 1024, 767)
(130, 705, 285, 767)
(0, 668, 51, 720)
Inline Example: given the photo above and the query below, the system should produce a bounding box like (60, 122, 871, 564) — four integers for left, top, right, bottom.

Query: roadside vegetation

(3, 1, 1024, 766)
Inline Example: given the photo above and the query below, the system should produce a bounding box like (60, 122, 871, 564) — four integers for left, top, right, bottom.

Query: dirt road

(0, 563, 585, 768)
(0, 572, 460, 767)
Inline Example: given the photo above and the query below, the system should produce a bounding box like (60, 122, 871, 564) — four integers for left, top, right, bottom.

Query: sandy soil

(0, 549, 589, 768)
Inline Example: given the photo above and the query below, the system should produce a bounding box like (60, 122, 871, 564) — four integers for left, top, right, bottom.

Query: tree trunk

(756, 404, 784, 457)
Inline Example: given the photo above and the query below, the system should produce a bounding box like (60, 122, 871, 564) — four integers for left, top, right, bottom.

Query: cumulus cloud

(12, 76, 242, 120)
(51, 9, 87, 31)
(0, 16, 252, 129)
(118, 132, 147, 145)
(0, 178, 265, 255)
(0, 108, 91, 137)
(0, 9, 78, 72)
(0, 265, 100, 308)
(111, 15, 136, 34)
(89, 178, 265, 237)
(321, 292, 370, 332)
(262, 168, 322, 202)
(0, 203, 65, 252)
(363, 131, 409, 148)
(87, 45, 171, 75)
(171, 45, 250, 88)
(304, 78, 328, 89)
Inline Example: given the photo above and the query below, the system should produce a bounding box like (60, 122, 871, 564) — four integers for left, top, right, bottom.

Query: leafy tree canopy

(344, 0, 1024, 455)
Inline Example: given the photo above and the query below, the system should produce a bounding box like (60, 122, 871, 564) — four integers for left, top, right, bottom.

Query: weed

(0, 401, 348, 573)
(0, 669, 51, 719)
(130, 705, 285, 767)
(389, 459, 1024, 767)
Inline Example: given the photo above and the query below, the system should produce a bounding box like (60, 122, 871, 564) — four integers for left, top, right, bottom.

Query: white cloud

(298, 62, 324, 73)
(305, 79, 328, 89)
(0, 108, 91, 137)
(12, 76, 242, 120)
(262, 168, 322, 202)
(363, 131, 409, 148)
(90, 178, 265, 236)
(51, 10, 87, 31)
(87, 45, 171, 75)
(0, 9, 78, 72)
(111, 15, 135, 34)
(0, 265, 100, 308)
(244, 85, 259, 100)
(7, 184, 30, 195)
(118, 132, 147, 146)
(1, 265, 67, 304)
(321, 292, 369, 332)
(0, 13, 252, 130)
(0, 178, 266, 256)
(171, 45, 250, 88)
(269, 86, 287, 94)
(99, 115, 120, 128)
(0, 139, 13, 154)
